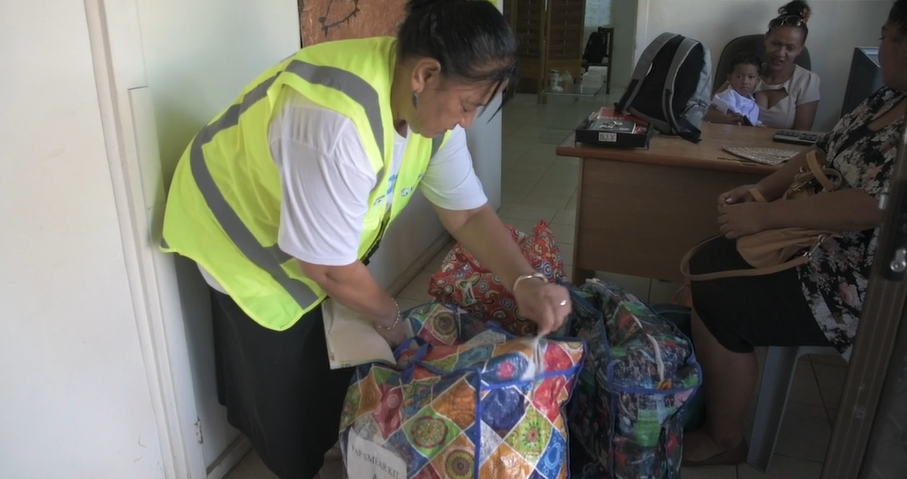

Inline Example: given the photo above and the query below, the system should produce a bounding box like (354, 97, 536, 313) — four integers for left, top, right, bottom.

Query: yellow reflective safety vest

(161, 37, 449, 331)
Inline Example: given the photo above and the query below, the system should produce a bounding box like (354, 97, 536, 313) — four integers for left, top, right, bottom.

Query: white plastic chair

(747, 345, 840, 472)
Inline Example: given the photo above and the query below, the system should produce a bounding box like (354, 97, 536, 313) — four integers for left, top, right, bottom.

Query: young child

(708, 53, 768, 126)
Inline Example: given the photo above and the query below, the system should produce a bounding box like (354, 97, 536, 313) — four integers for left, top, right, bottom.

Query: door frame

(822, 111, 907, 477)
(84, 0, 208, 477)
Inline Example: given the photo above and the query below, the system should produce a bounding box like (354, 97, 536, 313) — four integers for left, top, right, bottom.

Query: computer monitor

(841, 47, 883, 117)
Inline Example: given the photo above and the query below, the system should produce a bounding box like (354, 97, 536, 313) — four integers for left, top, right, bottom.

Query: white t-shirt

(755, 65, 821, 129)
(199, 88, 487, 293)
(711, 88, 761, 126)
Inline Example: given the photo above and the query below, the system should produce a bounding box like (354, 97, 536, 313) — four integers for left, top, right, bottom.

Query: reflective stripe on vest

(164, 59, 395, 310)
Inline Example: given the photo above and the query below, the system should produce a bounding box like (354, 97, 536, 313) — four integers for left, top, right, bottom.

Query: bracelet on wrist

(512, 272, 547, 293)
(375, 298, 402, 331)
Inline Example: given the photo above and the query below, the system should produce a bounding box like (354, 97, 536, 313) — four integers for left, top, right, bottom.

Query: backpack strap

(617, 32, 678, 112)
(662, 37, 703, 142)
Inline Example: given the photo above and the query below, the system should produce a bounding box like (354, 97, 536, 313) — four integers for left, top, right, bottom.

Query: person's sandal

(681, 440, 748, 467)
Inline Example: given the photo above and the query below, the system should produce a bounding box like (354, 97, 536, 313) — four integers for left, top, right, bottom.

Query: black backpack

(583, 30, 608, 65)
(616, 32, 712, 143)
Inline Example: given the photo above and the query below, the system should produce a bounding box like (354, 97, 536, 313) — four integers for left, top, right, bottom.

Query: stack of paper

(322, 299, 409, 369)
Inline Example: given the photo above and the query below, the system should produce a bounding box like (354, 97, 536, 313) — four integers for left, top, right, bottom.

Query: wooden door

(509, 0, 544, 93)
(545, 0, 585, 79)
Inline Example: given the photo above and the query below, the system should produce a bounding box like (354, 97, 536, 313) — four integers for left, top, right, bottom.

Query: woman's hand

(513, 279, 572, 336)
(374, 319, 407, 348)
(717, 202, 774, 239)
(718, 184, 760, 206)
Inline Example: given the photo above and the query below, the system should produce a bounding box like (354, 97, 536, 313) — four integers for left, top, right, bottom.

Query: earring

(411, 92, 419, 108)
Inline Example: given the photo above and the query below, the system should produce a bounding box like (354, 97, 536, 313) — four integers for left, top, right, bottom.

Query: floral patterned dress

(800, 87, 905, 361)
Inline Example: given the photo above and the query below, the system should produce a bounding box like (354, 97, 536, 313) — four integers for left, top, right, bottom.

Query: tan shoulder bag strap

(805, 150, 837, 192)
(679, 236, 813, 281)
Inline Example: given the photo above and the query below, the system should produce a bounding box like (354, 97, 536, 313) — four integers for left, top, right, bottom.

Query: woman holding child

(684, 0, 907, 466)
(706, 1, 820, 130)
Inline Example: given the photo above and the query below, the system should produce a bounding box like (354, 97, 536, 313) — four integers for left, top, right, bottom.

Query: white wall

(0, 1, 165, 478)
(634, 0, 892, 130)
(610, 0, 640, 89)
(130, 0, 300, 468)
(584, 0, 613, 54)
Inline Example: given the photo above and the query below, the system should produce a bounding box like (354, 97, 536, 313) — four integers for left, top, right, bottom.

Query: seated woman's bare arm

(767, 189, 882, 232)
(792, 100, 819, 131)
(754, 91, 769, 109)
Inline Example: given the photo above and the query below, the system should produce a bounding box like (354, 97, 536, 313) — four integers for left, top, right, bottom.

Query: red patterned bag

(428, 220, 567, 336)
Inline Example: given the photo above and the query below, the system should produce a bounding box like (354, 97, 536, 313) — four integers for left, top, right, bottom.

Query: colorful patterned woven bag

(339, 303, 585, 479)
(428, 221, 567, 336)
(567, 280, 702, 479)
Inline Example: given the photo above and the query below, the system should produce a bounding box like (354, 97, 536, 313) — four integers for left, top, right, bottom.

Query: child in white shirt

(707, 53, 768, 126)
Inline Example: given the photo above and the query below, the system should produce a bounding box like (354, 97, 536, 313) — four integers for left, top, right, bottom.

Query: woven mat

(722, 146, 798, 166)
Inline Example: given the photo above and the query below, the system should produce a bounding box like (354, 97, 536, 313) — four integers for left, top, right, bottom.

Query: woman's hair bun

(406, 0, 462, 15)
(778, 1, 811, 22)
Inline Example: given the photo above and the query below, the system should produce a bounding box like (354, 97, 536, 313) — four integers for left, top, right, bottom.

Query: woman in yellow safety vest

(160, 0, 572, 476)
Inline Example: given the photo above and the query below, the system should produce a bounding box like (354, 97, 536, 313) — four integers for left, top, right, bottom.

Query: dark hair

(768, 1, 811, 41)
(730, 53, 762, 75)
(398, 0, 519, 92)
(890, 0, 907, 36)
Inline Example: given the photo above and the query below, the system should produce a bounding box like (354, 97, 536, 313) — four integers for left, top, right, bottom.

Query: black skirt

(687, 236, 831, 353)
(211, 289, 354, 479)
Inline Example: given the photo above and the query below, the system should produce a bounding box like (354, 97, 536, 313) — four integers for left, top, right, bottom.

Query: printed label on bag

(598, 132, 617, 142)
(347, 432, 407, 479)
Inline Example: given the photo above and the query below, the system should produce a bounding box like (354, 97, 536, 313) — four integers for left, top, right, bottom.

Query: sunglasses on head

(769, 15, 807, 30)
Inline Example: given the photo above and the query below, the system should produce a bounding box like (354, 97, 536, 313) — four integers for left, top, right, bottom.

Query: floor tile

(566, 192, 578, 209)
(532, 180, 577, 198)
(318, 459, 345, 479)
(227, 451, 278, 479)
(556, 156, 580, 167)
(774, 401, 832, 463)
(786, 361, 825, 407)
(500, 218, 542, 236)
(501, 181, 533, 197)
(518, 146, 559, 164)
(544, 164, 580, 181)
(812, 363, 848, 409)
(421, 245, 453, 274)
(738, 455, 823, 479)
(510, 125, 548, 140)
(547, 221, 576, 244)
(556, 242, 574, 266)
(595, 272, 651, 302)
(649, 279, 683, 305)
(519, 192, 573, 209)
(538, 128, 574, 145)
(680, 465, 737, 479)
(396, 296, 427, 312)
(504, 168, 547, 185)
(551, 209, 576, 226)
(397, 271, 434, 302)
(808, 353, 846, 367)
(501, 138, 532, 159)
(500, 205, 559, 223)
(501, 191, 529, 208)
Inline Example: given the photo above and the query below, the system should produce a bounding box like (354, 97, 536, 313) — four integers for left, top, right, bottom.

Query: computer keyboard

(773, 130, 822, 146)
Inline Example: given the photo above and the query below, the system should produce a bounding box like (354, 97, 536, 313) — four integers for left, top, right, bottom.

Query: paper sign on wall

(347, 432, 407, 479)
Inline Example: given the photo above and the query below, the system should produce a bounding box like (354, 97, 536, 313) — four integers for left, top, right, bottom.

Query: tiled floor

(226, 94, 850, 479)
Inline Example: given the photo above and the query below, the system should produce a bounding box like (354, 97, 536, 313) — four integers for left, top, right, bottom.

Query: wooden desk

(556, 123, 807, 284)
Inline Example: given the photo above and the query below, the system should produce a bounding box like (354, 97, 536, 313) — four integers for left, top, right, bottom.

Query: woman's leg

(681, 237, 830, 465)
(683, 310, 757, 462)
(212, 289, 354, 479)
